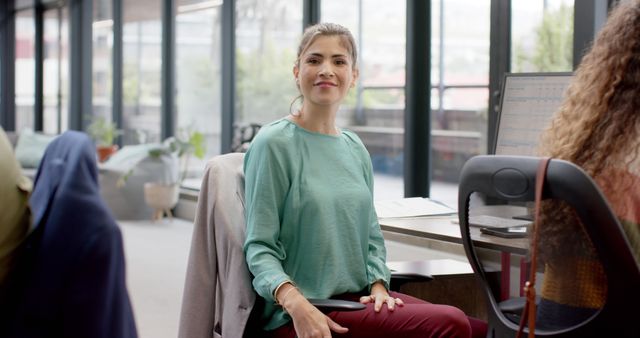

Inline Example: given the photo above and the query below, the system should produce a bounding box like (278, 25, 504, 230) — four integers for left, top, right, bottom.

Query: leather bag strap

(516, 157, 551, 338)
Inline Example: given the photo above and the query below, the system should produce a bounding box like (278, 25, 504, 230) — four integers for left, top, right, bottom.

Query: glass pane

(323, 0, 406, 201)
(92, 0, 113, 128)
(43, 9, 60, 134)
(235, 0, 302, 125)
(42, 7, 69, 135)
(430, 0, 490, 208)
(176, 0, 222, 186)
(15, 9, 35, 132)
(511, 0, 574, 72)
(122, 0, 162, 144)
(59, 8, 69, 132)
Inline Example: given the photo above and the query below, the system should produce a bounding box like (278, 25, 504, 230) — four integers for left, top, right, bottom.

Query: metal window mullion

(81, 0, 93, 131)
(113, 0, 123, 145)
(161, 0, 175, 140)
(303, 0, 320, 29)
(56, 6, 62, 133)
(404, 0, 431, 198)
(487, 0, 510, 153)
(34, 2, 44, 131)
(68, 0, 92, 131)
(437, 0, 444, 121)
(220, 0, 235, 153)
(573, 0, 609, 69)
(1, 0, 16, 131)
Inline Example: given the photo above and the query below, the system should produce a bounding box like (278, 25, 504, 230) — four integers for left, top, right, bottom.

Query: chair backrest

(179, 152, 257, 338)
(1, 131, 137, 338)
(458, 155, 640, 338)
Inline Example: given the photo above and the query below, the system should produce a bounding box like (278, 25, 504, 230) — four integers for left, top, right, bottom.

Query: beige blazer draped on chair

(178, 153, 256, 338)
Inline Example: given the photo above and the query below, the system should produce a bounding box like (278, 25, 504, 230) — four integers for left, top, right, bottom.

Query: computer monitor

(493, 72, 573, 155)
(480, 72, 574, 222)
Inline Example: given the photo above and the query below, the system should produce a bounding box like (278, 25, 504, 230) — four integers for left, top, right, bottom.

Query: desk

(388, 258, 475, 277)
(387, 259, 492, 318)
(379, 215, 529, 300)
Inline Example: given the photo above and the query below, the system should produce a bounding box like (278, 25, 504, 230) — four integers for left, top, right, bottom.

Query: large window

(122, 0, 162, 144)
(1, 0, 580, 202)
(235, 0, 302, 125)
(15, 9, 35, 132)
(176, 0, 223, 175)
(323, 0, 407, 201)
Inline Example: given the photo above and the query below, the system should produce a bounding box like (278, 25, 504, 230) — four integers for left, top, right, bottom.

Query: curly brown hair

(538, 0, 640, 262)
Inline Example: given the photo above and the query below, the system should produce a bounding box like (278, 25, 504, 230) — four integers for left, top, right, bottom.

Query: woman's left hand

(359, 282, 404, 312)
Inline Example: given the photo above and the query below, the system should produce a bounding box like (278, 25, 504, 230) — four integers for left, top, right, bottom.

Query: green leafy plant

(152, 129, 206, 184)
(87, 116, 121, 146)
(118, 128, 206, 187)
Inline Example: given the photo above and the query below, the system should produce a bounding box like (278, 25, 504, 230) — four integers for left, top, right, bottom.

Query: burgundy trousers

(267, 291, 488, 338)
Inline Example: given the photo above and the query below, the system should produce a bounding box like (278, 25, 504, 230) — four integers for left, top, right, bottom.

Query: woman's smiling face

(294, 35, 358, 110)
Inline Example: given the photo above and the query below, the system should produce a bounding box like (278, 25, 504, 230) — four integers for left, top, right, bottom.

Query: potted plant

(143, 129, 206, 220)
(87, 116, 121, 162)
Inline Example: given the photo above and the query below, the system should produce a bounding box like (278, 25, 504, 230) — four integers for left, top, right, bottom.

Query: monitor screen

(493, 72, 573, 155)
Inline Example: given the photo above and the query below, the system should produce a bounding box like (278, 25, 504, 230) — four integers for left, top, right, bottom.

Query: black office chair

(458, 155, 640, 337)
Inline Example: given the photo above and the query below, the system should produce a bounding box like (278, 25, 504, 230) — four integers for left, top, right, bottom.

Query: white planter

(144, 182, 180, 220)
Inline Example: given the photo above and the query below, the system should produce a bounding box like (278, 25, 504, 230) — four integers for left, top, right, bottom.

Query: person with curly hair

(537, 0, 640, 329)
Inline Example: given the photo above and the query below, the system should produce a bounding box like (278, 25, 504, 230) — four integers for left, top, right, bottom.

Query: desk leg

(520, 258, 529, 297)
(501, 252, 510, 300)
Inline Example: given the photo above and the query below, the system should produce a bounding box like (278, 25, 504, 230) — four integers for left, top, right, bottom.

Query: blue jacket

(1, 131, 137, 338)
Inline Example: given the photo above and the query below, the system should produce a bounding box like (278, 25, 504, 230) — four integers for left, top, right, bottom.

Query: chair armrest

(309, 272, 434, 312)
(308, 299, 365, 312)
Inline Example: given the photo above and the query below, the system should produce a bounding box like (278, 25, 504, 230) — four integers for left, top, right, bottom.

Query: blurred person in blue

(0, 130, 137, 338)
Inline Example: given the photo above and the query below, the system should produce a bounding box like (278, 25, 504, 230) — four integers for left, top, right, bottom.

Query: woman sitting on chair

(537, 0, 640, 329)
(243, 22, 486, 338)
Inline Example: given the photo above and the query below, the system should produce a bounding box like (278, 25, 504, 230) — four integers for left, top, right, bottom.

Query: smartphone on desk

(480, 226, 528, 238)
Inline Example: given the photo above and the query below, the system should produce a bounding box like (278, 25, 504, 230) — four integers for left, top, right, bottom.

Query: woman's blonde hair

(296, 22, 358, 69)
(538, 0, 640, 260)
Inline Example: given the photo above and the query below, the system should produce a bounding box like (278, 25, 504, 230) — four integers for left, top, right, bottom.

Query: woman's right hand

(281, 289, 348, 338)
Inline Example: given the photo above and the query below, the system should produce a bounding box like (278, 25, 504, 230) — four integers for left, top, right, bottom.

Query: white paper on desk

(375, 197, 457, 218)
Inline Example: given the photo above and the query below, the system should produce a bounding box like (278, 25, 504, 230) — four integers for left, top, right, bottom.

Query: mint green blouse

(243, 118, 391, 330)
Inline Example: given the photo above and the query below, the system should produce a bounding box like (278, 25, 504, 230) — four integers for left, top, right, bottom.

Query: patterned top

(541, 167, 640, 308)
